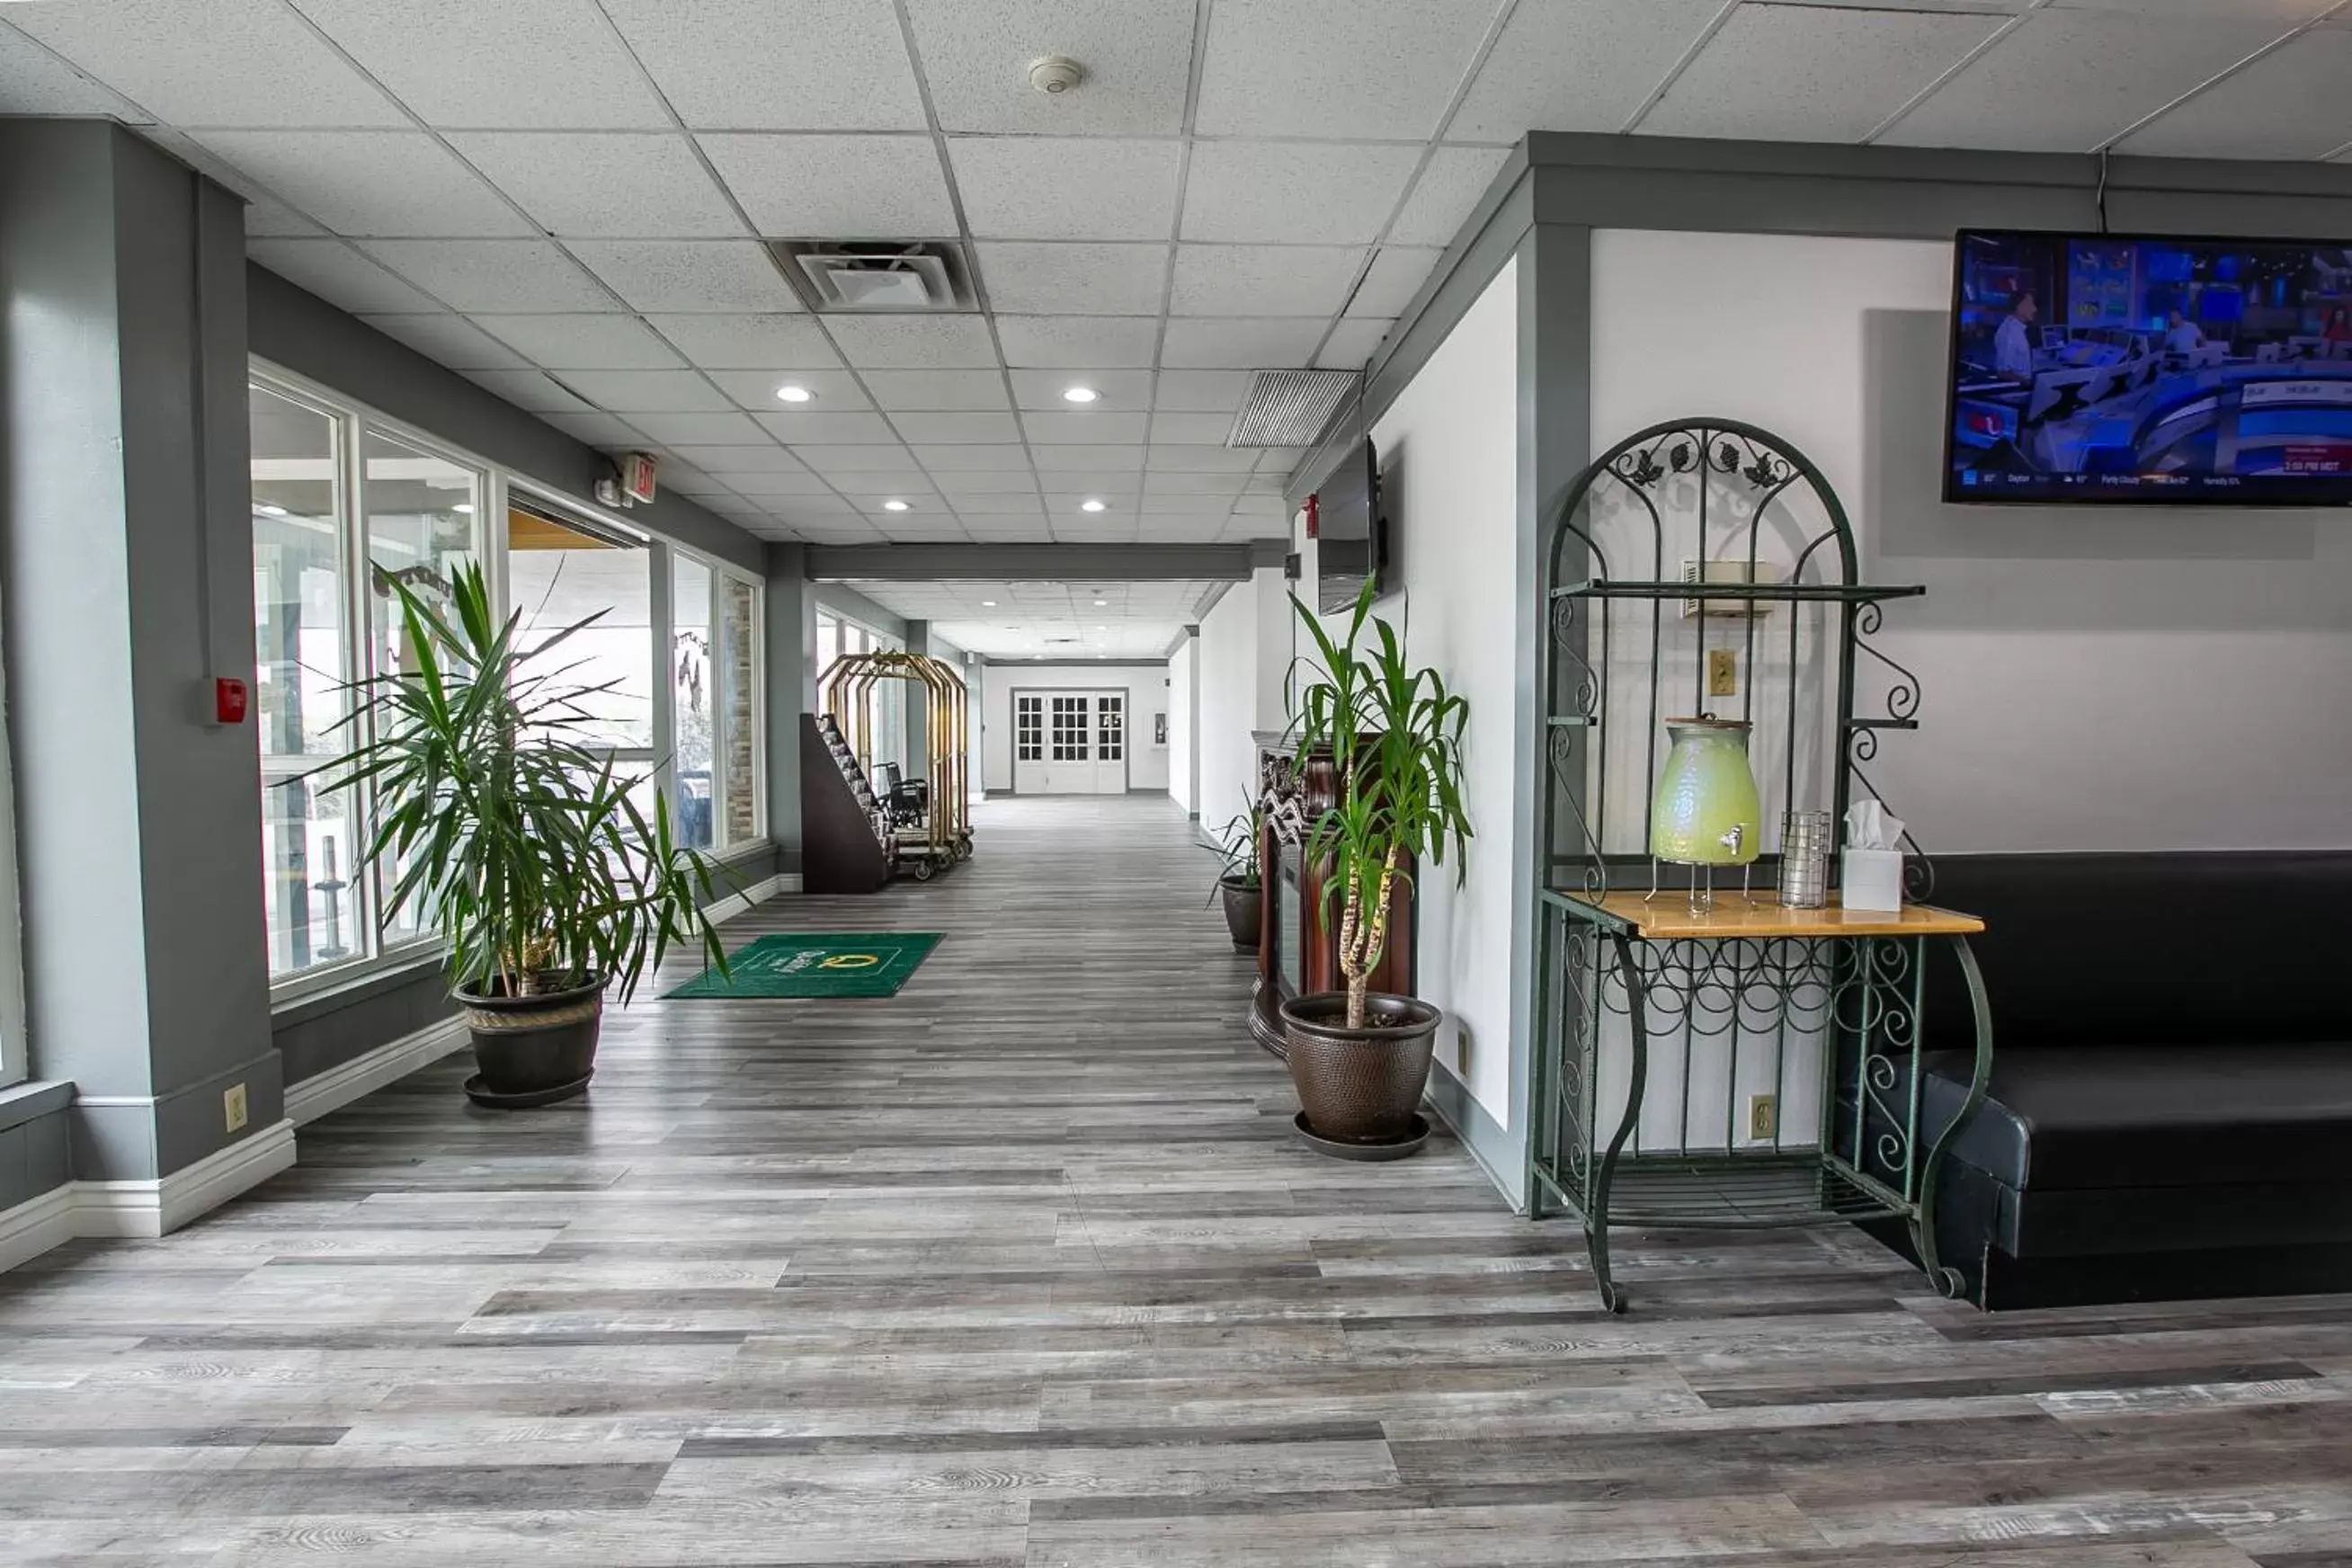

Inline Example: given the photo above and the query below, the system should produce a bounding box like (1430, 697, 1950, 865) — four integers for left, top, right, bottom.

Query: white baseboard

(708, 871, 797, 923)
(1, 1118, 303, 1268)
(0, 1185, 76, 1274)
(284, 1015, 468, 1127)
(75, 1119, 298, 1239)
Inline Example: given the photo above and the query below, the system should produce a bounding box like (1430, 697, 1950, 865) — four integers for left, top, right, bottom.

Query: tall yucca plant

(1289, 580, 1472, 1029)
(320, 562, 726, 1003)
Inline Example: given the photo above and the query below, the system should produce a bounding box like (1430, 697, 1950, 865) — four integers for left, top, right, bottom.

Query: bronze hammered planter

(1278, 990, 1439, 1153)
(1217, 875, 1261, 951)
(456, 973, 604, 1108)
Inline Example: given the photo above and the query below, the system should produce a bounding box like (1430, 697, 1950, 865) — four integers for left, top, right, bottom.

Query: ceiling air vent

(1225, 369, 1360, 448)
(769, 240, 977, 312)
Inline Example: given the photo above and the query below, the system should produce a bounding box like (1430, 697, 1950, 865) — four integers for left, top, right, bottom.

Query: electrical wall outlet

(1706, 648, 1738, 697)
(1745, 1093, 1777, 1143)
(223, 1082, 248, 1134)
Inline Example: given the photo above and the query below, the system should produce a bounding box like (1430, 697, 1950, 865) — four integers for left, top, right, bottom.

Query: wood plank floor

(5, 794, 2350, 1565)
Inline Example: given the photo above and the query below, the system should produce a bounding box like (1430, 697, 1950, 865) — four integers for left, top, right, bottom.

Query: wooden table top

(1559, 888, 1985, 940)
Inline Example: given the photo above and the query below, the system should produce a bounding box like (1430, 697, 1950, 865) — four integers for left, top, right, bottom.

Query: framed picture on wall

(1154, 712, 1168, 746)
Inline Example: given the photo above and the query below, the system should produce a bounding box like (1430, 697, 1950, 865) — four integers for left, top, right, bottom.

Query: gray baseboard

(1424, 1059, 1524, 1215)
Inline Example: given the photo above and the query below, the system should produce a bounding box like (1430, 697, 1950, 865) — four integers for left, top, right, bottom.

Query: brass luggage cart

(818, 650, 973, 880)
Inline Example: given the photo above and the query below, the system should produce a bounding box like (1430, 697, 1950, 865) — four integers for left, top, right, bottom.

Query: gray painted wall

(764, 543, 811, 871)
(0, 121, 278, 1182)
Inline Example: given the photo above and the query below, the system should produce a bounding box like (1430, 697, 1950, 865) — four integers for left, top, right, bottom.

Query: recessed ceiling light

(1062, 386, 1100, 404)
(776, 384, 815, 403)
(981, 599, 997, 607)
(452, 502, 475, 514)
(1080, 499, 1107, 512)
(256, 503, 288, 517)
(1096, 624, 1108, 631)
(882, 499, 911, 512)
(1092, 597, 1108, 605)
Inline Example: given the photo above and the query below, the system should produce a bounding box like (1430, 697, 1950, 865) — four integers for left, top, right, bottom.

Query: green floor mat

(665, 932, 944, 1000)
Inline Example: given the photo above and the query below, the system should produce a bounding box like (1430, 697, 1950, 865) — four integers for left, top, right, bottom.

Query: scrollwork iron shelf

(1526, 417, 1994, 1314)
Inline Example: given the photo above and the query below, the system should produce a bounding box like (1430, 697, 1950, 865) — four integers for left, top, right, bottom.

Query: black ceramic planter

(457, 974, 604, 1108)
(1278, 991, 1439, 1154)
(1217, 875, 1261, 951)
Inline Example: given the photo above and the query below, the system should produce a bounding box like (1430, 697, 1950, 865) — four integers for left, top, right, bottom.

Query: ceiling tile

(1145, 471, 1251, 497)
(751, 409, 902, 443)
(904, 0, 1196, 136)
(1030, 444, 1146, 469)
(722, 472, 842, 497)
(1449, 0, 1733, 139)
(1196, 0, 1500, 139)
(1347, 246, 1443, 318)
(937, 473, 1045, 495)
(1035, 471, 1144, 493)
(648, 313, 837, 369)
(703, 369, 872, 409)
(248, 238, 445, 314)
(192, 131, 530, 236)
(1642, 6, 2003, 143)
(858, 370, 1013, 412)
(470, 313, 685, 369)
(461, 370, 598, 415)
(948, 138, 1183, 241)
(358, 240, 618, 312)
(1021, 411, 1152, 445)
(1160, 317, 1329, 369)
(1146, 442, 1254, 471)
(289, 0, 673, 129)
(1010, 368, 1157, 409)
(555, 369, 734, 412)
(618, 411, 770, 443)
(889, 412, 1026, 444)
(824, 315, 1000, 370)
(1387, 145, 1512, 246)
(0, 23, 150, 117)
(1152, 370, 1254, 412)
(976, 242, 1170, 315)
(913, 443, 1036, 471)
(1180, 141, 1421, 245)
(569, 241, 802, 312)
(10, 0, 404, 127)
(450, 132, 744, 238)
(2116, 27, 2352, 160)
(601, 0, 927, 130)
(1880, 10, 2288, 151)
(1171, 245, 1365, 316)
(995, 316, 1161, 368)
(539, 411, 654, 447)
(1147, 411, 1240, 445)
(1316, 317, 1392, 370)
(361, 313, 537, 370)
(789, 443, 922, 474)
(665, 444, 805, 474)
(699, 134, 955, 236)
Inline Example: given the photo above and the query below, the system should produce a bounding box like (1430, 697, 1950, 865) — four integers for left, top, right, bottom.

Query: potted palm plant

(323, 564, 727, 1108)
(1280, 581, 1471, 1154)
(1206, 797, 1264, 951)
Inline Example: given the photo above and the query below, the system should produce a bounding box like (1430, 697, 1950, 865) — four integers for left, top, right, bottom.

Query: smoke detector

(1029, 55, 1085, 94)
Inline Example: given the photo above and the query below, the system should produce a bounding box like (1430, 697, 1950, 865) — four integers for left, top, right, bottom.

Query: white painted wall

(1350, 257, 1521, 1128)
(1583, 227, 2352, 1153)
(981, 664, 1169, 794)
(1168, 638, 1196, 815)
(1196, 566, 1290, 837)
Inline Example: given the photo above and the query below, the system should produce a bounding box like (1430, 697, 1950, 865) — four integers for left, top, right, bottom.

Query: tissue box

(1842, 849, 1904, 913)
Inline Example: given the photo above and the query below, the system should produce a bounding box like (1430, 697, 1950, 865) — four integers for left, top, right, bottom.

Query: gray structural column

(763, 542, 813, 873)
(0, 121, 278, 1181)
(900, 619, 932, 771)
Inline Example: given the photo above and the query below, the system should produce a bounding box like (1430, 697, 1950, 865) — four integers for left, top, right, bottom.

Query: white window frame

(0, 599, 26, 1090)
(253, 359, 770, 1006)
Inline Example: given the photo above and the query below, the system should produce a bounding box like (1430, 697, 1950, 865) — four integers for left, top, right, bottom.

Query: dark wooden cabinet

(1248, 730, 1414, 1059)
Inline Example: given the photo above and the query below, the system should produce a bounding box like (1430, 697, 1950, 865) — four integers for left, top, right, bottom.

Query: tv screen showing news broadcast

(1946, 229, 2352, 506)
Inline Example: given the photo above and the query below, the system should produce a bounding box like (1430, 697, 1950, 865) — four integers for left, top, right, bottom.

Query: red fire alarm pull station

(1305, 493, 1319, 539)
(214, 676, 249, 726)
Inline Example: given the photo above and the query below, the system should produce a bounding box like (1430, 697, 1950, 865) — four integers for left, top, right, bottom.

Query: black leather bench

(1913, 852, 2352, 1310)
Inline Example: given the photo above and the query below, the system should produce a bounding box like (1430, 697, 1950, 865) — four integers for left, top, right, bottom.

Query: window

(1015, 695, 1043, 762)
(668, 553, 763, 853)
(717, 575, 761, 846)
(1051, 697, 1089, 762)
(0, 611, 23, 1089)
(672, 555, 716, 850)
(507, 503, 653, 753)
(1098, 695, 1125, 762)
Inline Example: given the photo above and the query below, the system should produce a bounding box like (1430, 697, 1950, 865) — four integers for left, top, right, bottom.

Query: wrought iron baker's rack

(1528, 418, 1993, 1312)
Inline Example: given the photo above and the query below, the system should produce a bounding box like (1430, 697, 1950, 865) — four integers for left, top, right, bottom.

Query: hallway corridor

(6, 798, 2350, 1564)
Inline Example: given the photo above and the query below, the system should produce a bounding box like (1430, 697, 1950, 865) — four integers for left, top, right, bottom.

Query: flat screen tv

(1314, 437, 1385, 612)
(1945, 228, 2352, 505)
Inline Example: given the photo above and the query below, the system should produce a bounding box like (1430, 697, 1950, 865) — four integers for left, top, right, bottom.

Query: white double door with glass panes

(1013, 690, 1127, 794)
